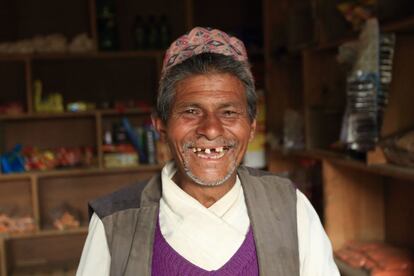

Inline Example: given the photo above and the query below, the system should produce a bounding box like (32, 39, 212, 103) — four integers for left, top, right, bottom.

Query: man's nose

(196, 113, 224, 140)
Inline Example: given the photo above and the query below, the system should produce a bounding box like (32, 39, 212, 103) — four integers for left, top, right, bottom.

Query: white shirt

(77, 165, 339, 276)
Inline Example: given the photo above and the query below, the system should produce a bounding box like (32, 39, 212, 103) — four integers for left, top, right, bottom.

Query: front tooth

(197, 148, 202, 152)
(216, 147, 223, 153)
(205, 148, 211, 154)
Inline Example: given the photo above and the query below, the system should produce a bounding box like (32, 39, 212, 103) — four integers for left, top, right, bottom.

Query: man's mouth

(188, 146, 232, 159)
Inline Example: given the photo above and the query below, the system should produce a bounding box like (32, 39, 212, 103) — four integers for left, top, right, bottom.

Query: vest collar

(130, 166, 298, 276)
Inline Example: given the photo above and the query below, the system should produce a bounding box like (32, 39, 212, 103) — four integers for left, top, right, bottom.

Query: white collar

(159, 161, 250, 270)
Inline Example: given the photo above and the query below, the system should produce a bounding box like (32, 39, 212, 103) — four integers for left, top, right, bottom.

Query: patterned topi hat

(161, 27, 249, 77)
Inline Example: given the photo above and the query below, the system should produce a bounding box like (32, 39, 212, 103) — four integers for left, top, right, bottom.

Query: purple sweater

(151, 222, 259, 276)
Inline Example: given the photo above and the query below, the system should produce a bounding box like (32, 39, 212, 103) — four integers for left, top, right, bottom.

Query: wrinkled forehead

(172, 73, 248, 108)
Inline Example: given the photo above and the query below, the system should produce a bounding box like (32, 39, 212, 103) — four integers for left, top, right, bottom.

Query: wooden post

(24, 58, 33, 114)
(185, 0, 193, 30)
(96, 112, 103, 169)
(0, 238, 7, 276)
(31, 175, 40, 231)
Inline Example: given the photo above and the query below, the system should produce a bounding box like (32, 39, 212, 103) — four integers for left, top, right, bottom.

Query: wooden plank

(323, 161, 385, 250)
(185, 0, 193, 30)
(30, 176, 40, 231)
(0, 238, 7, 276)
(0, 165, 162, 181)
(0, 109, 151, 120)
(297, 148, 414, 182)
(6, 227, 87, 240)
(95, 113, 103, 169)
(0, 51, 165, 61)
(88, 0, 98, 44)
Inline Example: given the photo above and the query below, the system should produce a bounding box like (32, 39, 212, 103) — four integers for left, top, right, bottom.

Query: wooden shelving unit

(0, 0, 264, 274)
(263, 1, 414, 265)
(0, 50, 164, 61)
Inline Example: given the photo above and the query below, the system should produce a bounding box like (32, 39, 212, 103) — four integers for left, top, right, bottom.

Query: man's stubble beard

(182, 149, 239, 187)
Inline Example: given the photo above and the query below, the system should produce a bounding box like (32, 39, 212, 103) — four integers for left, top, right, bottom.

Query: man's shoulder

(240, 166, 295, 189)
(88, 179, 151, 220)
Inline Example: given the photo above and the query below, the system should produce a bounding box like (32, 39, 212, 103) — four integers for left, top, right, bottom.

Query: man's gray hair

(156, 53, 256, 123)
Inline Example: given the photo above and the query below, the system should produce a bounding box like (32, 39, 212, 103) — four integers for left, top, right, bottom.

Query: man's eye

(184, 108, 199, 115)
(223, 110, 238, 117)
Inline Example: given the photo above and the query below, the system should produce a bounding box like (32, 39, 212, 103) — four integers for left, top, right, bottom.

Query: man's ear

(152, 115, 167, 142)
(249, 119, 256, 142)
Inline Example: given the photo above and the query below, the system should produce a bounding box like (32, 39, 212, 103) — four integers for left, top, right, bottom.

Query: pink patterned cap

(161, 27, 249, 77)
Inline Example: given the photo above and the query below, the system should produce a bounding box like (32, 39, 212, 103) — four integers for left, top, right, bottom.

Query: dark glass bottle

(132, 15, 146, 50)
(96, 0, 118, 51)
(146, 15, 159, 49)
(159, 14, 171, 49)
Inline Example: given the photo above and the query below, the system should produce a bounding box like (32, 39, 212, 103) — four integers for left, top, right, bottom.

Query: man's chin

(184, 168, 237, 187)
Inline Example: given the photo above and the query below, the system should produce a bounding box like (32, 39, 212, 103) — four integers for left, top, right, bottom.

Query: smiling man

(77, 27, 339, 276)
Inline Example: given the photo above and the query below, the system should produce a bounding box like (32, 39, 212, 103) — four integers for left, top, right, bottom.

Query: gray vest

(89, 166, 300, 276)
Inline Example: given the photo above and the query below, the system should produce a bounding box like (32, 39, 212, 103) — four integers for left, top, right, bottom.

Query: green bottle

(96, 0, 118, 51)
(159, 14, 171, 49)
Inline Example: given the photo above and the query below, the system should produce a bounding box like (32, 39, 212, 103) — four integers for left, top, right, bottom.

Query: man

(77, 27, 339, 276)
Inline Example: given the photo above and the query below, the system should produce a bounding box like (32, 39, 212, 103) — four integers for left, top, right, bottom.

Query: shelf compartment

(3, 230, 86, 276)
(31, 57, 158, 109)
(193, 0, 263, 48)
(0, 179, 36, 235)
(323, 160, 385, 250)
(0, 0, 91, 43)
(115, 1, 188, 50)
(0, 60, 27, 114)
(303, 49, 346, 149)
(384, 179, 414, 248)
(0, 117, 96, 153)
(37, 168, 158, 229)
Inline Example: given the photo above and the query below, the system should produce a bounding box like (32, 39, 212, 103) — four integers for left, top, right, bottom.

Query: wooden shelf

(0, 109, 152, 121)
(0, 164, 162, 181)
(313, 15, 414, 51)
(0, 111, 96, 120)
(273, 148, 414, 182)
(99, 108, 152, 116)
(1, 227, 88, 241)
(0, 50, 164, 61)
(382, 16, 414, 32)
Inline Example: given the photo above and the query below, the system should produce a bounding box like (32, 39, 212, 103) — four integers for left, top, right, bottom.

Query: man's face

(154, 73, 256, 187)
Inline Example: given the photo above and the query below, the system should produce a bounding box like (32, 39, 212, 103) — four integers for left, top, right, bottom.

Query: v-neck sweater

(151, 220, 259, 276)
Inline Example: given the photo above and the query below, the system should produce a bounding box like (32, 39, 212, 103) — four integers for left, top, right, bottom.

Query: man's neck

(172, 172, 237, 208)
